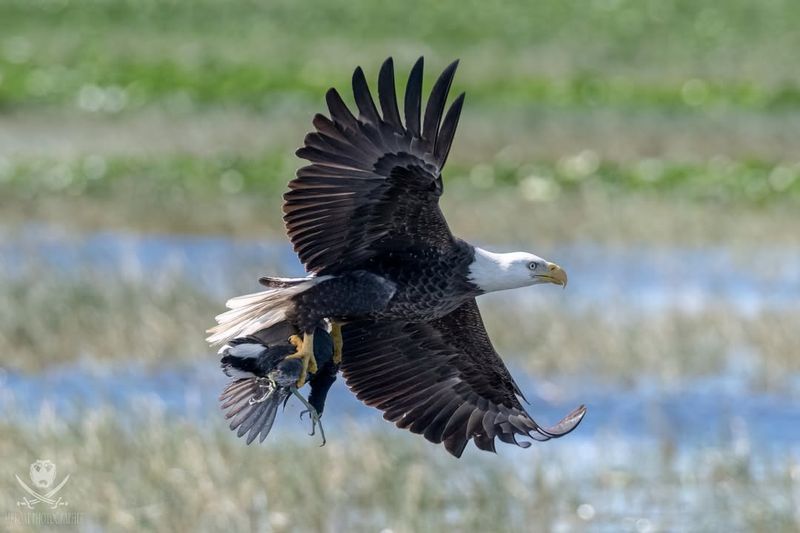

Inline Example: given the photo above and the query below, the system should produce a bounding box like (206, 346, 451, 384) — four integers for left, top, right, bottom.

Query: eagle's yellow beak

(536, 262, 568, 288)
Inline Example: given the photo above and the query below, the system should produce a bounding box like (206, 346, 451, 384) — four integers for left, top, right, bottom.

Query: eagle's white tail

(206, 276, 331, 345)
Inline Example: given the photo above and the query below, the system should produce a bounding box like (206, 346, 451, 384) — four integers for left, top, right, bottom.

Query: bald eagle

(208, 57, 586, 456)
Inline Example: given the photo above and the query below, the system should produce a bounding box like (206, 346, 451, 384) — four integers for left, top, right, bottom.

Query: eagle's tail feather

(206, 275, 330, 345)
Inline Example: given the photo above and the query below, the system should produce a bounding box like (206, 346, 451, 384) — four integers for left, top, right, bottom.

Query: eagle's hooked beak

(536, 262, 568, 288)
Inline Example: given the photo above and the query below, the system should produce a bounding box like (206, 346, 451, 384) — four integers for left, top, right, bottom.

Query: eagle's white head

(468, 246, 568, 293)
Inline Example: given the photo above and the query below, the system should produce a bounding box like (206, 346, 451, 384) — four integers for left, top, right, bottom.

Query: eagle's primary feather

(284, 57, 463, 275)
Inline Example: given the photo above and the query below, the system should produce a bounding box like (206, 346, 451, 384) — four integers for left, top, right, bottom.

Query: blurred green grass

(2, 0, 799, 236)
(3, 152, 798, 202)
(1, 0, 800, 112)
(0, 269, 216, 372)
(2, 414, 798, 532)
(1, 1, 800, 530)
(2, 152, 798, 243)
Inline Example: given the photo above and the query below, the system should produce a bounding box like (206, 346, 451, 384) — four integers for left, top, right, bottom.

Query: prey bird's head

(468, 247, 568, 293)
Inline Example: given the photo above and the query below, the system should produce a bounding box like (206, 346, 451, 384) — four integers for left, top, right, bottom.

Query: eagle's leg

(286, 331, 317, 387)
(331, 322, 343, 364)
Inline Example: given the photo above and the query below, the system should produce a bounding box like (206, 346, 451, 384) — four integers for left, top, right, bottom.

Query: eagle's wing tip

(545, 404, 587, 437)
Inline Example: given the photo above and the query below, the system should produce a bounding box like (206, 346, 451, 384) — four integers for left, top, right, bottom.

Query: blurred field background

(1, 0, 800, 531)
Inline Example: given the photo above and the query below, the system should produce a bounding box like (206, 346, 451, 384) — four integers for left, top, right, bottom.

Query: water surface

(3, 226, 799, 314)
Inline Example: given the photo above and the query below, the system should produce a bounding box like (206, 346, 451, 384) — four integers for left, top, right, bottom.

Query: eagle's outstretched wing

(340, 299, 587, 457)
(284, 57, 465, 275)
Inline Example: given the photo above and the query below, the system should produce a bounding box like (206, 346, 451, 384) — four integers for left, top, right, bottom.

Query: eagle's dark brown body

(287, 239, 479, 332)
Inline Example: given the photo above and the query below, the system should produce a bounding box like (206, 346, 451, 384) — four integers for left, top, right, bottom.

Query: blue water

(3, 225, 800, 314)
(2, 358, 800, 450)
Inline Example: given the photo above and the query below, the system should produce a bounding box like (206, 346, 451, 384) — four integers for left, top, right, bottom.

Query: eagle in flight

(208, 57, 586, 457)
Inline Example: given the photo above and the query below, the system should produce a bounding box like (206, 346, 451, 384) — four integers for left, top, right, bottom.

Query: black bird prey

(208, 57, 586, 456)
(218, 323, 336, 444)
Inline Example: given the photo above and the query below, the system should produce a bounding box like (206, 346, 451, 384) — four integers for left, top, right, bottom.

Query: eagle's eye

(528, 262, 538, 270)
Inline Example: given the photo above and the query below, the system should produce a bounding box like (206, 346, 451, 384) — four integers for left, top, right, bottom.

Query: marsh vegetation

(1, 0, 799, 531)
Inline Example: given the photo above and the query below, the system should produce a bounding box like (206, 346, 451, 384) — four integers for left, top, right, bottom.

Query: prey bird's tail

(206, 275, 331, 345)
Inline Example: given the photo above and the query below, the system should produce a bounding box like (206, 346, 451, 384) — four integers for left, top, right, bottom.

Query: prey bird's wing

(220, 378, 288, 445)
(340, 299, 586, 457)
(284, 57, 465, 275)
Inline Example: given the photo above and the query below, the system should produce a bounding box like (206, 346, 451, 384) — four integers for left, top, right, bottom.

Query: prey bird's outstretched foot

(286, 332, 317, 387)
(291, 386, 326, 446)
(331, 322, 343, 364)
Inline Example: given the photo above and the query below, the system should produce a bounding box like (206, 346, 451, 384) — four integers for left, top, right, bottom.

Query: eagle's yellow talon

(331, 322, 343, 364)
(288, 334, 303, 350)
(285, 331, 317, 387)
